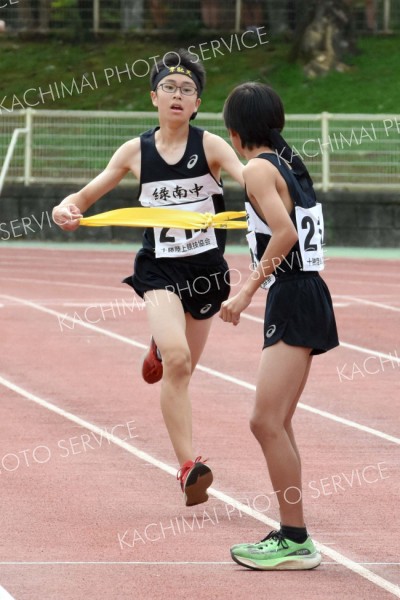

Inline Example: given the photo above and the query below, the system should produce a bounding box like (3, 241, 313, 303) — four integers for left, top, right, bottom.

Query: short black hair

(223, 82, 285, 150)
(224, 82, 315, 189)
(150, 48, 206, 96)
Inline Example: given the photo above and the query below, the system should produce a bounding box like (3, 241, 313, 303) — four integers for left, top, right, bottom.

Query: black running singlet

(138, 125, 226, 259)
(246, 153, 325, 288)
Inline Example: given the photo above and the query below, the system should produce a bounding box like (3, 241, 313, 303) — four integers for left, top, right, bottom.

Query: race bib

(154, 198, 218, 258)
(246, 231, 276, 290)
(295, 203, 325, 271)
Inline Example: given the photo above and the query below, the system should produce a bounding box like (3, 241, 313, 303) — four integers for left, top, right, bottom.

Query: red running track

(0, 246, 399, 600)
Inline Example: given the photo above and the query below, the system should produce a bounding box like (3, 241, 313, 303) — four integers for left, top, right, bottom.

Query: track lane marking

(0, 375, 399, 598)
(0, 561, 398, 566)
(3, 277, 400, 307)
(0, 585, 17, 599)
(198, 363, 400, 445)
(1, 278, 124, 293)
(333, 295, 400, 312)
(240, 313, 400, 367)
(1, 294, 399, 446)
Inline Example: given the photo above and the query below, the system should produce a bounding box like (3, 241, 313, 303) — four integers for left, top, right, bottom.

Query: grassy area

(0, 35, 400, 113)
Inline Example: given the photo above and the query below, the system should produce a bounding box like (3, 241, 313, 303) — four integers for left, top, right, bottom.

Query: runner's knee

(250, 414, 283, 442)
(162, 346, 192, 380)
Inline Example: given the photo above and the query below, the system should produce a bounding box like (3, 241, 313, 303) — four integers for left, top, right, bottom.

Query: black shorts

(263, 271, 339, 355)
(123, 248, 230, 320)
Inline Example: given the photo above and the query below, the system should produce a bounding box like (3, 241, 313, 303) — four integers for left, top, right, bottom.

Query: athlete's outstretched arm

(52, 138, 141, 231)
(203, 131, 244, 187)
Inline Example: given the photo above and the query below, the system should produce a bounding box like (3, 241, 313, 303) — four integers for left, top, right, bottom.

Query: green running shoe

(230, 530, 321, 570)
(230, 529, 284, 552)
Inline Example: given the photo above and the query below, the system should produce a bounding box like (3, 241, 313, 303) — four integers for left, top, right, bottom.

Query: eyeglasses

(157, 83, 198, 96)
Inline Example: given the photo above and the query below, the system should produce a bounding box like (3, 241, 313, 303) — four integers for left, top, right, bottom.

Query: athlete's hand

(52, 204, 83, 231)
(219, 289, 252, 326)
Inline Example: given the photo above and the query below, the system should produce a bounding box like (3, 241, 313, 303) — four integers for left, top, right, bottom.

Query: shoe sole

(230, 551, 322, 571)
(142, 351, 163, 384)
(184, 464, 213, 507)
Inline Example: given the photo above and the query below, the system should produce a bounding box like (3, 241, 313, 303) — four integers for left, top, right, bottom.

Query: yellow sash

(80, 207, 247, 230)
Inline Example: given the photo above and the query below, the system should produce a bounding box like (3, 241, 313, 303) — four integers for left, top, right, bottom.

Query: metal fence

(0, 0, 398, 34)
(1, 109, 399, 193)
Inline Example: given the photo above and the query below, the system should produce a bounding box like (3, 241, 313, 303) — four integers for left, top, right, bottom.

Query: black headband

(152, 66, 202, 96)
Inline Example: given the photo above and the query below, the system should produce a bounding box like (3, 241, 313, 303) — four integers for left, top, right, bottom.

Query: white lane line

(0, 256, 131, 266)
(241, 313, 400, 366)
(240, 313, 265, 324)
(335, 294, 399, 299)
(0, 561, 397, 566)
(327, 278, 400, 288)
(0, 267, 103, 279)
(334, 295, 400, 313)
(198, 364, 400, 445)
(0, 376, 398, 598)
(0, 561, 232, 566)
(3, 278, 400, 309)
(337, 341, 400, 365)
(0, 585, 17, 600)
(0, 301, 134, 308)
(61, 302, 144, 308)
(1, 278, 124, 293)
(1, 294, 399, 446)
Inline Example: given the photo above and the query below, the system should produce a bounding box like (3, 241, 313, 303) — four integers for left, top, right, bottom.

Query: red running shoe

(177, 456, 213, 507)
(142, 337, 163, 384)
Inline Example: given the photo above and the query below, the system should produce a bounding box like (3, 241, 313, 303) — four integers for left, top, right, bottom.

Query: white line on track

(1, 293, 399, 446)
(0, 561, 397, 566)
(336, 340, 400, 364)
(2, 562, 234, 566)
(0, 375, 399, 598)
(0, 301, 135, 309)
(61, 302, 145, 308)
(325, 277, 400, 288)
(2, 277, 124, 293)
(4, 276, 400, 308)
(240, 313, 400, 368)
(0, 256, 131, 266)
(0, 585, 16, 600)
(0, 267, 105, 279)
(334, 295, 400, 312)
(198, 364, 400, 445)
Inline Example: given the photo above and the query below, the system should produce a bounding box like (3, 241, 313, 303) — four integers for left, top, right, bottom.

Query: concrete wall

(1, 183, 399, 247)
